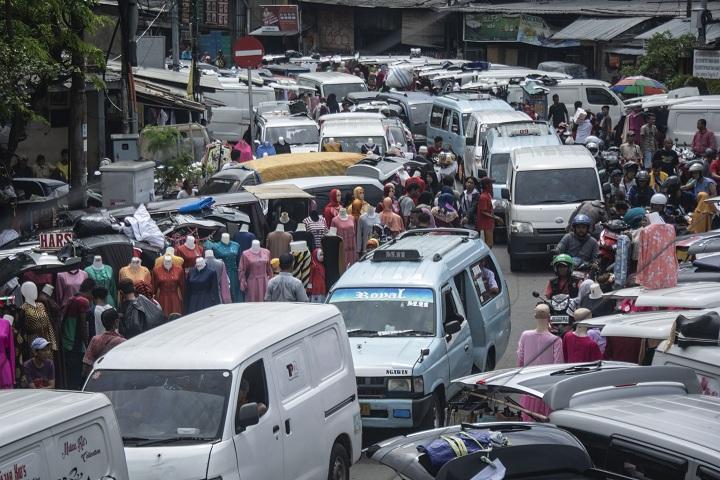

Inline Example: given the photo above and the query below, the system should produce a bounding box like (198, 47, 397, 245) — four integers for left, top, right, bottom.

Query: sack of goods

(385, 65, 414, 89)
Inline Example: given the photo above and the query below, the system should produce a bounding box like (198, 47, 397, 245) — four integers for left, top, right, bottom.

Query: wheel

(327, 442, 350, 480)
(509, 254, 522, 272)
(485, 349, 496, 372)
(423, 391, 445, 429)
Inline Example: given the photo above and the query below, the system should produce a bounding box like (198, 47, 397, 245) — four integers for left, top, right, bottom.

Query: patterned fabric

(152, 264, 185, 316)
(22, 302, 57, 351)
(292, 250, 311, 289)
(303, 217, 328, 249)
(613, 234, 630, 289)
(331, 216, 357, 268)
(636, 224, 677, 289)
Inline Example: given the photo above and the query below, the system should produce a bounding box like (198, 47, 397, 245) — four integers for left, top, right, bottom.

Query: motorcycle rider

(663, 175, 695, 223)
(556, 214, 599, 265)
(649, 193, 671, 223)
(628, 170, 654, 208)
(682, 162, 718, 197)
(603, 169, 625, 198)
(545, 254, 580, 298)
(622, 161, 638, 193)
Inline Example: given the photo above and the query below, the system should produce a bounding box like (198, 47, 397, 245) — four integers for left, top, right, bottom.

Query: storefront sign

(39, 231, 73, 251)
(258, 5, 299, 33)
(694, 49, 720, 79)
(464, 13, 579, 48)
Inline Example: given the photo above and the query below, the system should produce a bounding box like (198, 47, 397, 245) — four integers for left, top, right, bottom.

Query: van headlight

(511, 221, 533, 234)
(387, 378, 412, 392)
(492, 199, 509, 210)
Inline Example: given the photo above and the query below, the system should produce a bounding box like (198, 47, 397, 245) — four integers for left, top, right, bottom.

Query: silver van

(297, 72, 368, 101)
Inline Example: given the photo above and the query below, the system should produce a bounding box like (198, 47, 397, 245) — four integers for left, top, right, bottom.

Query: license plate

(360, 403, 371, 416)
(546, 244, 556, 251)
(550, 315, 569, 323)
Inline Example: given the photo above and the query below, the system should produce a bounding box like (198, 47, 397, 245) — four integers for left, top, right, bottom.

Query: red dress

(152, 264, 185, 316)
(176, 243, 204, 269)
(562, 332, 602, 363)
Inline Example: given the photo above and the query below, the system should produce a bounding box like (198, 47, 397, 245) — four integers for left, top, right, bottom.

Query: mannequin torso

(239, 242, 272, 302)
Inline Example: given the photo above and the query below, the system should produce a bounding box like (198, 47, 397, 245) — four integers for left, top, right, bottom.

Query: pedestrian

(215, 49, 226, 68)
(476, 177, 496, 247)
(52, 148, 69, 182)
(176, 179, 193, 199)
(691, 118, 717, 156)
(82, 308, 126, 376)
(398, 182, 419, 226)
(517, 304, 564, 421)
(33, 154, 51, 178)
(22, 337, 55, 389)
(547, 94, 569, 128)
(181, 46, 192, 60)
(91, 286, 112, 336)
(60, 278, 94, 390)
(12, 156, 33, 178)
(649, 159, 668, 193)
(427, 136, 444, 158)
(710, 150, 720, 185)
(459, 177, 479, 228)
(574, 110, 593, 144)
(265, 254, 309, 302)
(562, 308, 602, 363)
(233, 137, 254, 162)
(598, 105, 613, 144)
(627, 106, 644, 144)
(640, 113, 659, 168)
(327, 93, 340, 114)
(619, 133, 642, 164)
(117, 279, 164, 339)
(653, 138, 679, 177)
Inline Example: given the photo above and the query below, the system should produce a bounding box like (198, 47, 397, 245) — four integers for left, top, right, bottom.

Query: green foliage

(142, 126, 182, 154)
(622, 32, 696, 86)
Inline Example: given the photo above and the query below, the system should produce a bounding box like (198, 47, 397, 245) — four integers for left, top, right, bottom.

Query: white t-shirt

(575, 120, 593, 144)
(94, 304, 112, 335)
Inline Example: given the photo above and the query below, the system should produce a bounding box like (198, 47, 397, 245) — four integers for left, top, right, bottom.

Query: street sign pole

(233, 36, 264, 146)
(248, 68, 254, 143)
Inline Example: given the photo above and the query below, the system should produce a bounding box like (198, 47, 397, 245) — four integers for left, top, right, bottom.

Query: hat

(279, 212, 290, 224)
(589, 282, 603, 300)
(31, 337, 50, 350)
(573, 308, 592, 322)
(270, 258, 280, 272)
(534, 303, 550, 319)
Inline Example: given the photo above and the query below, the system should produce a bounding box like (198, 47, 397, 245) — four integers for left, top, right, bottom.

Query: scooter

(598, 220, 628, 272)
(532, 290, 572, 334)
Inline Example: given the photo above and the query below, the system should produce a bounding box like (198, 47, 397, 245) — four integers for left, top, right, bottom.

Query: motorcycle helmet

(604, 219, 628, 232)
(663, 175, 681, 193)
(551, 253, 574, 273)
(623, 161, 639, 172)
(689, 162, 704, 173)
(650, 193, 668, 206)
(586, 141, 599, 157)
(635, 170, 650, 183)
(610, 169, 622, 178)
(571, 214, 592, 228)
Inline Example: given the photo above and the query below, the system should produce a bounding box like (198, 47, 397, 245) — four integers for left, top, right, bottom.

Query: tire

(485, 349, 496, 372)
(509, 254, 522, 272)
(423, 391, 445, 429)
(327, 442, 350, 480)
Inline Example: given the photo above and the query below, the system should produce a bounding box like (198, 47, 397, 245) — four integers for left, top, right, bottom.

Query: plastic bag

(119, 295, 165, 339)
(385, 66, 414, 89)
(418, 430, 493, 470)
(73, 212, 120, 238)
(122, 204, 165, 249)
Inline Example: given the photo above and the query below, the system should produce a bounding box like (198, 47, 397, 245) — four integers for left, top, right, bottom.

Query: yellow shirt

(649, 170, 668, 192)
(56, 162, 69, 181)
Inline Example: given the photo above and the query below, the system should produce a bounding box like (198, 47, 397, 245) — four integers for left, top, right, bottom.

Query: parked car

(254, 112, 320, 153)
(297, 72, 368, 101)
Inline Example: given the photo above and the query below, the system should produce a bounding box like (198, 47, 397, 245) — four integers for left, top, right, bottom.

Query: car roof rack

(543, 366, 701, 412)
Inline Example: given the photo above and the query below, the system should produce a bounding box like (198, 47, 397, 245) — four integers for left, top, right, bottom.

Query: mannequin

(303, 210, 328, 249)
(204, 246, 233, 303)
(186, 257, 220, 313)
(119, 257, 152, 287)
(323, 137, 342, 153)
(321, 228, 345, 292)
(204, 233, 241, 302)
(327, 227, 337, 236)
(20, 281, 57, 351)
(331, 208, 357, 267)
(361, 138, 380, 155)
(152, 254, 186, 316)
(55, 268, 89, 307)
(233, 223, 257, 258)
(266, 221, 292, 259)
(176, 235, 204, 270)
(380, 197, 405, 237)
(308, 248, 327, 303)
(238, 240, 272, 302)
(84, 256, 116, 306)
(562, 308, 602, 363)
(357, 206, 381, 256)
(0, 312, 13, 388)
(323, 189, 342, 227)
(154, 247, 184, 269)
(352, 186, 372, 215)
(274, 136, 291, 154)
(291, 241, 311, 290)
(292, 222, 315, 249)
(37, 283, 62, 342)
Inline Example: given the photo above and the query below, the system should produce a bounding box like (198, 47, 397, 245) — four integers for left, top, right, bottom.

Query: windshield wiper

(532, 199, 567, 204)
(132, 436, 215, 447)
(377, 329, 433, 337)
(561, 198, 599, 204)
(347, 329, 379, 337)
(549, 361, 605, 376)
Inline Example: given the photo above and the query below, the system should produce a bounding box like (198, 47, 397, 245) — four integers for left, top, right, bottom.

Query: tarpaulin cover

(386, 65, 414, 89)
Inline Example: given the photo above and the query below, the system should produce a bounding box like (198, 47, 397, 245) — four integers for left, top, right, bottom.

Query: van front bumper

(358, 394, 434, 428)
(509, 231, 565, 259)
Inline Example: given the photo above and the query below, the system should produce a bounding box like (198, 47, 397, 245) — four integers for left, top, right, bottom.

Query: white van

(319, 114, 389, 154)
(205, 82, 276, 142)
(666, 98, 720, 147)
(503, 145, 603, 271)
(84, 303, 361, 480)
(0, 390, 129, 480)
(297, 72, 368, 101)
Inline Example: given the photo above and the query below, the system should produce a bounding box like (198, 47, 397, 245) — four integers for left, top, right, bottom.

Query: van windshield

(198, 177, 235, 195)
(489, 153, 510, 184)
(329, 288, 436, 336)
(514, 168, 600, 205)
(85, 369, 231, 445)
(322, 136, 385, 154)
(266, 125, 319, 145)
(324, 82, 368, 101)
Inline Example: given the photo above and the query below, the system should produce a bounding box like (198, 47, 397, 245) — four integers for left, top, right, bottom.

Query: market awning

(605, 47, 646, 56)
(635, 17, 720, 42)
(134, 79, 207, 112)
(553, 17, 650, 41)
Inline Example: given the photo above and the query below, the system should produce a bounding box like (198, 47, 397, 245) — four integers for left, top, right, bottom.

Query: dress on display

(152, 264, 185, 316)
(309, 249, 326, 303)
(0, 319, 15, 389)
(176, 243, 204, 269)
(205, 240, 242, 302)
(239, 249, 272, 302)
(266, 230, 292, 259)
(118, 265, 153, 287)
(205, 256, 232, 303)
(21, 302, 57, 351)
(55, 270, 89, 307)
(321, 235, 345, 292)
(186, 266, 220, 313)
(84, 265, 117, 307)
(303, 217, 328, 249)
(517, 330, 564, 421)
(292, 250, 312, 290)
(233, 231, 257, 255)
(331, 216, 357, 267)
(291, 230, 315, 250)
(153, 254, 184, 269)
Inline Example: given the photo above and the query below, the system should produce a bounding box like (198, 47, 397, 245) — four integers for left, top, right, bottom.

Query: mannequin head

(205, 250, 215, 259)
(329, 189, 341, 205)
(327, 227, 338, 236)
(129, 257, 142, 270)
(240, 223, 250, 232)
(573, 308, 592, 336)
(163, 254, 173, 271)
(92, 255, 104, 270)
(382, 197, 393, 212)
(353, 186, 365, 202)
(367, 137, 374, 145)
(185, 235, 196, 249)
(329, 137, 335, 144)
(196, 257, 206, 270)
(250, 239, 261, 253)
(317, 249, 324, 262)
(338, 208, 348, 220)
(21, 281, 38, 305)
(275, 223, 285, 232)
(534, 303, 551, 332)
(221, 232, 230, 245)
(296, 223, 306, 232)
(278, 136, 286, 145)
(164, 246, 175, 256)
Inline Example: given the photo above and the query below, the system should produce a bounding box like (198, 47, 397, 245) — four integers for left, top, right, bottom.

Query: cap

(534, 303, 550, 319)
(31, 337, 50, 350)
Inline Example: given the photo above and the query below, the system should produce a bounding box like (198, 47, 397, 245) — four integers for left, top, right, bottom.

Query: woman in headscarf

(432, 192, 460, 228)
(383, 183, 401, 215)
(379, 197, 405, 237)
(688, 192, 717, 234)
(323, 188, 342, 227)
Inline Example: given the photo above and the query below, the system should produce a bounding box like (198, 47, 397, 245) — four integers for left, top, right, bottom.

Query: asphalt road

(351, 245, 550, 478)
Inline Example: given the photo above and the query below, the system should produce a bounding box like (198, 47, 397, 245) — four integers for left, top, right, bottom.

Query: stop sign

(233, 36, 264, 68)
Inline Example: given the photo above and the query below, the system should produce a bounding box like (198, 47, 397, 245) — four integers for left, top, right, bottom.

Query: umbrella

(611, 76, 667, 96)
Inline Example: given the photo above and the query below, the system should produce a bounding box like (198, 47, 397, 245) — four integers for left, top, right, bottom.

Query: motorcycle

(532, 290, 572, 334)
(598, 220, 627, 272)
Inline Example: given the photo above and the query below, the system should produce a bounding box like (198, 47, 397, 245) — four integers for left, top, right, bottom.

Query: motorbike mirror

(532, 291, 540, 298)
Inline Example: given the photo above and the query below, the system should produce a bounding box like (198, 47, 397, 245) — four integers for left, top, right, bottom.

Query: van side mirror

(501, 188, 510, 200)
(236, 402, 260, 432)
(444, 320, 462, 337)
(466, 136, 473, 146)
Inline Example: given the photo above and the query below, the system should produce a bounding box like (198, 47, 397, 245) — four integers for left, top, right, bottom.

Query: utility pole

(68, 7, 87, 207)
(699, 0, 708, 45)
(118, 0, 138, 133)
(171, 0, 179, 70)
(190, 0, 200, 100)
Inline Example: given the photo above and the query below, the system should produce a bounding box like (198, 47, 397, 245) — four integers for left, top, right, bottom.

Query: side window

(586, 87, 618, 106)
(453, 272, 469, 315)
(442, 109, 453, 131)
(430, 106, 444, 128)
(237, 359, 269, 429)
(606, 439, 688, 480)
(273, 340, 311, 401)
(470, 256, 502, 305)
(451, 112, 461, 134)
(465, 117, 477, 142)
(310, 326, 344, 381)
(698, 465, 720, 480)
(442, 287, 464, 325)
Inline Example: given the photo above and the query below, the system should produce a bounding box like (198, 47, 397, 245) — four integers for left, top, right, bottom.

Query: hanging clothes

(21, 271, 53, 290)
(21, 302, 57, 351)
(517, 330, 564, 421)
(309, 249, 326, 303)
(152, 264, 186, 316)
(292, 249, 312, 290)
(205, 240, 242, 302)
(186, 266, 220, 313)
(118, 265, 153, 287)
(303, 216, 328, 249)
(176, 243, 204, 270)
(323, 189, 341, 227)
(233, 230, 257, 256)
(636, 223, 677, 289)
(55, 270, 89, 307)
(0, 318, 15, 389)
(239, 249, 272, 302)
(84, 265, 117, 307)
(291, 230, 315, 250)
(36, 291, 62, 341)
(154, 254, 184, 269)
(266, 230, 292, 260)
(321, 235, 345, 292)
(357, 213, 381, 256)
(331, 215, 357, 267)
(613, 234, 631, 289)
(205, 256, 232, 303)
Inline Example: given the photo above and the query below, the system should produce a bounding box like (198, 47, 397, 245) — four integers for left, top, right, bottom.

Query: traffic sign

(233, 36, 264, 68)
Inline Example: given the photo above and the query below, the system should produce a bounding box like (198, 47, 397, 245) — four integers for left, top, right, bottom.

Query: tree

(622, 32, 696, 86)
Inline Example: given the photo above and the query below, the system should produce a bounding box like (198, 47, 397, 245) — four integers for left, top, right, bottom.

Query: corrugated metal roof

(636, 17, 720, 42)
(553, 17, 650, 41)
(299, 0, 446, 8)
(605, 47, 646, 56)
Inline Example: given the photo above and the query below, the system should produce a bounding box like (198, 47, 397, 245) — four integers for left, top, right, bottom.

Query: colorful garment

(55, 270, 88, 307)
(84, 265, 117, 307)
(205, 256, 232, 303)
(153, 254, 184, 269)
(0, 319, 15, 388)
(266, 230, 292, 260)
(176, 243, 204, 270)
(613, 234, 630, 289)
(562, 332, 602, 363)
(636, 224, 677, 289)
(309, 248, 326, 297)
(205, 240, 242, 302)
(118, 265, 152, 287)
(331, 215, 357, 268)
(233, 231, 257, 255)
(323, 189, 341, 227)
(303, 217, 328, 249)
(186, 266, 220, 313)
(152, 264, 185, 316)
(22, 302, 56, 351)
(517, 330, 564, 421)
(239, 248, 272, 302)
(292, 250, 311, 289)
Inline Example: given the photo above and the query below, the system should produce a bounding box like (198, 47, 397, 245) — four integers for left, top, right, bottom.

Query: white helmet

(650, 193, 667, 205)
(689, 162, 704, 173)
(586, 142, 599, 155)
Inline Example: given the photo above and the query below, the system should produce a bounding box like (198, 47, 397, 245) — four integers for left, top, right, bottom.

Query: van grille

(356, 377, 386, 398)
(536, 228, 566, 235)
